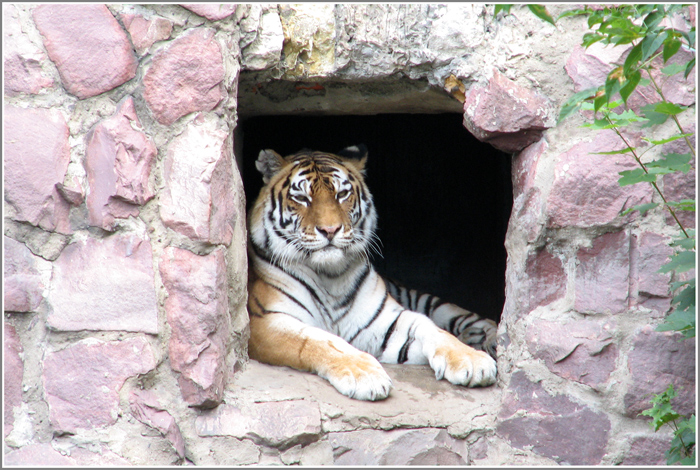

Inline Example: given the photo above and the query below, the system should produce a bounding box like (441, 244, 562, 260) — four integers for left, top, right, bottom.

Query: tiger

(246, 145, 498, 401)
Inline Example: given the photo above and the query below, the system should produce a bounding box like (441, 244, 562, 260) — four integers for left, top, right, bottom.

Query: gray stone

(4, 323, 23, 438)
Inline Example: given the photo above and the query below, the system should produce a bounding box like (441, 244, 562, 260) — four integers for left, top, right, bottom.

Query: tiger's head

(249, 145, 378, 276)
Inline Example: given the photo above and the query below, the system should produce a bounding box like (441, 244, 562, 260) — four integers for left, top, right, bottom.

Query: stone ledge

(191, 359, 502, 465)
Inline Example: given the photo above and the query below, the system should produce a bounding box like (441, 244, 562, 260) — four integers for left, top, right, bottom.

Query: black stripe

(347, 291, 388, 344)
(398, 337, 413, 364)
(268, 283, 315, 319)
(334, 264, 370, 310)
(380, 312, 401, 353)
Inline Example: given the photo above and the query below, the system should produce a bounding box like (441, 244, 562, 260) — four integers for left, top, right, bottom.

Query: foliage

(494, 4, 696, 465)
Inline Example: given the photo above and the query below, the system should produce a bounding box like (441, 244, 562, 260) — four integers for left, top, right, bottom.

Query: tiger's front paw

(431, 332, 497, 387)
(324, 352, 392, 401)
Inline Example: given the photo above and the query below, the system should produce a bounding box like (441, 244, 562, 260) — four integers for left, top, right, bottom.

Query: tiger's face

(249, 146, 377, 275)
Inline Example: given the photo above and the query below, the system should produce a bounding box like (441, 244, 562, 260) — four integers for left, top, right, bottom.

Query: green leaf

(657, 309, 696, 338)
(527, 4, 556, 25)
(642, 8, 665, 30)
(494, 4, 513, 16)
(667, 200, 697, 212)
(618, 168, 657, 186)
(642, 31, 668, 63)
(623, 42, 643, 75)
(647, 153, 693, 172)
(685, 57, 695, 79)
(663, 37, 682, 63)
(558, 87, 599, 123)
(640, 103, 671, 127)
(621, 202, 659, 216)
(556, 8, 590, 21)
(605, 74, 622, 102)
(659, 250, 696, 274)
(594, 147, 636, 155)
(643, 133, 694, 145)
(620, 70, 642, 103)
(671, 236, 696, 250)
(655, 102, 687, 115)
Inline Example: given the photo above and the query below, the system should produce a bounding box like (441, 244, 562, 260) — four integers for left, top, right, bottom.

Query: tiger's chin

(307, 246, 354, 275)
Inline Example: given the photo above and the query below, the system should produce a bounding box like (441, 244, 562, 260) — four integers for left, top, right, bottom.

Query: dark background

(238, 113, 512, 322)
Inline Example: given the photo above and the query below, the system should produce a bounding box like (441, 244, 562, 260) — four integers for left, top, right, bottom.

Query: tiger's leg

(249, 312, 393, 401)
(379, 309, 497, 387)
(383, 279, 498, 359)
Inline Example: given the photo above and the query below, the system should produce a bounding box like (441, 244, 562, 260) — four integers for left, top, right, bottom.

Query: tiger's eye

(291, 194, 310, 205)
(337, 189, 350, 200)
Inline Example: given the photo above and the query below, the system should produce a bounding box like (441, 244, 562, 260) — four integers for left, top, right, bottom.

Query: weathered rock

(33, 4, 137, 99)
(159, 117, 237, 244)
(4, 324, 24, 438)
(42, 337, 157, 433)
(463, 70, 556, 153)
(546, 129, 652, 228)
(329, 428, 468, 465)
(575, 230, 631, 315)
(85, 97, 157, 231)
(46, 233, 159, 333)
(512, 139, 546, 199)
(4, 106, 72, 233)
(565, 43, 628, 93)
(524, 248, 566, 313)
(120, 13, 172, 55)
(160, 247, 231, 408)
(239, 5, 284, 71)
(526, 318, 617, 388)
(4, 237, 44, 313)
(3, 443, 75, 466)
(143, 28, 224, 125)
(634, 232, 673, 314)
(180, 4, 237, 21)
(624, 326, 695, 418)
(661, 129, 696, 229)
(129, 389, 185, 459)
(620, 434, 674, 466)
(497, 371, 611, 465)
(196, 400, 322, 449)
(3, 4, 53, 96)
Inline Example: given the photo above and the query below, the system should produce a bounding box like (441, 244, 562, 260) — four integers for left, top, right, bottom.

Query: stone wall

(3, 3, 696, 466)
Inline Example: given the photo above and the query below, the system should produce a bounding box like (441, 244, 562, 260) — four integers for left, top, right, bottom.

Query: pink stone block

(3, 4, 53, 96)
(42, 337, 156, 433)
(160, 247, 231, 408)
(524, 248, 566, 313)
(526, 318, 617, 388)
(85, 97, 157, 231)
(180, 4, 238, 21)
(159, 119, 237, 244)
(575, 231, 631, 314)
(4, 106, 72, 233)
(47, 234, 159, 333)
(3, 443, 74, 466)
(636, 232, 672, 298)
(4, 323, 24, 437)
(463, 70, 556, 153)
(624, 326, 695, 418)
(129, 389, 185, 458)
(143, 29, 224, 125)
(121, 13, 172, 55)
(4, 237, 44, 313)
(547, 129, 652, 228)
(32, 4, 137, 99)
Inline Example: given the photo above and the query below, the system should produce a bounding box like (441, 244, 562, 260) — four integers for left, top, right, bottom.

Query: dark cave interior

(238, 113, 512, 322)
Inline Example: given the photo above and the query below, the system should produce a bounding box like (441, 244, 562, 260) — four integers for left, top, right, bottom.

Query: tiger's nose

(317, 224, 341, 240)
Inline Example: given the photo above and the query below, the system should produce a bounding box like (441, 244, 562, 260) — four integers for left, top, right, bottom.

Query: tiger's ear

(337, 144, 368, 174)
(256, 149, 286, 184)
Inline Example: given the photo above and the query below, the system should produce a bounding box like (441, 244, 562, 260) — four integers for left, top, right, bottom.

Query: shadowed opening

(238, 114, 512, 323)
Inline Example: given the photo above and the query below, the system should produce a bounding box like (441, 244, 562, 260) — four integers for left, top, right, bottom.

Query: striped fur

(247, 146, 497, 400)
